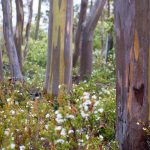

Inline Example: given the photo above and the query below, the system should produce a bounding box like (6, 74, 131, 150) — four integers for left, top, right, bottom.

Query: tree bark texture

(115, 0, 150, 149)
(24, 0, 33, 59)
(73, 0, 88, 67)
(80, 0, 106, 80)
(34, 0, 42, 40)
(2, 0, 23, 79)
(0, 49, 3, 81)
(45, 0, 73, 99)
(14, 0, 24, 70)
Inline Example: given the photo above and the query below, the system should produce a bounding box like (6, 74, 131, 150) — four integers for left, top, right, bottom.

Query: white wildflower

(10, 143, 15, 149)
(83, 100, 91, 106)
(81, 111, 89, 118)
(45, 124, 49, 130)
(19, 145, 25, 150)
(10, 110, 15, 115)
(56, 118, 65, 124)
(55, 126, 62, 131)
(99, 135, 104, 141)
(66, 114, 75, 119)
(55, 139, 65, 144)
(68, 130, 74, 134)
(92, 95, 97, 99)
(98, 108, 104, 113)
(60, 128, 66, 136)
(86, 135, 89, 140)
(4, 129, 10, 136)
(45, 113, 50, 118)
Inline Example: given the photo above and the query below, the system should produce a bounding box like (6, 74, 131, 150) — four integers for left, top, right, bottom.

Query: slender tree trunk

(80, 0, 106, 80)
(115, 0, 150, 149)
(34, 0, 42, 40)
(0, 49, 3, 81)
(10, 0, 13, 32)
(73, 0, 88, 67)
(105, 32, 113, 63)
(24, 0, 33, 59)
(2, 0, 23, 80)
(14, 0, 24, 70)
(44, 0, 73, 99)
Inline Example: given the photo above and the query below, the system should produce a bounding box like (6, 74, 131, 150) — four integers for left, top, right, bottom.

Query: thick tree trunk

(80, 0, 106, 80)
(44, 0, 73, 99)
(34, 0, 42, 40)
(24, 0, 33, 59)
(73, 0, 88, 67)
(0, 49, 3, 81)
(115, 0, 150, 149)
(2, 0, 23, 80)
(14, 0, 24, 70)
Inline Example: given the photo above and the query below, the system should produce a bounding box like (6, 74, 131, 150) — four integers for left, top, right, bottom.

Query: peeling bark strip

(2, 0, 23, 80)
(14, 0, 24, 70)
(45, 0, 73, 98)
(115, 0, 150, 149)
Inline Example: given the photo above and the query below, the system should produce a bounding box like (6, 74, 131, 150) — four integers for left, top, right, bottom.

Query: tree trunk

(24, 0, 33, 59)
(115, 0, 150, 149)
(10, 0, 13, 32)
(73, 0, 88, 67)
(34, 0, 42, 40)
(105, 32, 113, 63)
(2, 0, 23, 80)
(0, 49, 3, 81)
(80, 0, 106, 80)
(14, 0, 24, 70)
(44, 0, 73, 99)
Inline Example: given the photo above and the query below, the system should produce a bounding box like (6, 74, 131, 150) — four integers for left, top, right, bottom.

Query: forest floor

(0, 40, 118, 149)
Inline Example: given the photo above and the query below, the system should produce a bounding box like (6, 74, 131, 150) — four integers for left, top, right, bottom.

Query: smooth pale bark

(73, 0, 88, 67)
(2, 0, 23, 80)
(115, 0, 150, 149)
(24, 0, 33, 59)
(14, 0, 24, 70)
(45, 0, 73, 99)
(34, 0, 42, 40)
(80, 0, 106, 80)
(0, 49, 3, 81)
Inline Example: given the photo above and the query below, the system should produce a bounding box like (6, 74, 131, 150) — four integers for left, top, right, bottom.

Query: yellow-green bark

(45, 0, 73, 100)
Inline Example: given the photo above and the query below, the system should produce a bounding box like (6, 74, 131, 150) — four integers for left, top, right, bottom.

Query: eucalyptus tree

(24, 0, 34, 59)
(2, 0, 23, 80)
(73, 0, 89, 67)
(115, 0, 150, 149)
(14, 0, 24, 70)
(80, 0, 106, 80)
(44, 0, 73, 99)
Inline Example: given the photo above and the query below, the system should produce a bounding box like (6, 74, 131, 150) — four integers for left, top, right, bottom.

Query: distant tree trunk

(14, 0, 24, 70)
(44, 0, 73, 99)
(2, 0, 23, 80)
(24, 0, 33, 59)
(115, 0, 150, 149)
(105, 32, 113, 63)
(0, 49, 3, 81)
(80, 0, 106, 80)
(73, 0, 88, 67)
(10, 0, 13, 32)
(34, 0, 42, 40)
(104, 0, 113, 63)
